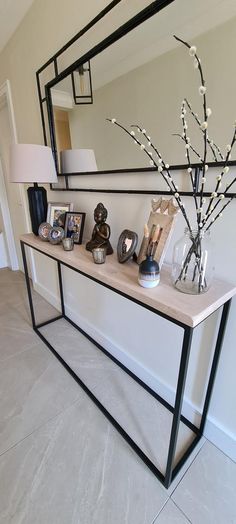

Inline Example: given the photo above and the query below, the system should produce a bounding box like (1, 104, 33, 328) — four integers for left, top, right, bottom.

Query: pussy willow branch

(179, 101, 199, 212)
(130, 123, 193, 232)
(108, 35, 236, 239)
(174, 35, 236, 233)
(174, 35, 208, 219)
(184, 98, 223, 161)
(202, 128, 236, 228)
(205, 198, 233, 231)
(106, 118, 192, 232)
(173, 134, 203, 162)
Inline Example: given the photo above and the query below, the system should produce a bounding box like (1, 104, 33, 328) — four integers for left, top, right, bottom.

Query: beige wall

(0, 0, 235, 460)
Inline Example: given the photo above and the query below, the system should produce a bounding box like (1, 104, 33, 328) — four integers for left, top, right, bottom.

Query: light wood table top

(20, 233, 236, 328)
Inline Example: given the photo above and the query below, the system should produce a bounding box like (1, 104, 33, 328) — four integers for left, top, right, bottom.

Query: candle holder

(92, 246, 107, 264)
(62, 237, 74, 251)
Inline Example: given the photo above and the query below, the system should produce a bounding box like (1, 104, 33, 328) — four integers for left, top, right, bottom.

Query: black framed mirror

(37, 0, 236, 193)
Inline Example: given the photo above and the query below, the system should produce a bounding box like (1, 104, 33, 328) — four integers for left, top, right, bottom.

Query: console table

(20, 233, 236, 488)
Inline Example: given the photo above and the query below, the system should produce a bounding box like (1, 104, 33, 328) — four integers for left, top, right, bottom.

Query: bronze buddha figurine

(86, 202, 113, 255)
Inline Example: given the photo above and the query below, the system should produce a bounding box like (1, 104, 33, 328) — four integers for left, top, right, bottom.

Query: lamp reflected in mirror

(60, 149, 97, 173)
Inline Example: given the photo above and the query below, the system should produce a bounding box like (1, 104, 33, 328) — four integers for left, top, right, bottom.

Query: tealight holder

(62, 237, 74, 251)
(92, 246, 107, 264)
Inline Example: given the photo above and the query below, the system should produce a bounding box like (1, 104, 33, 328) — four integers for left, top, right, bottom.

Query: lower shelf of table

(35, 315, 200, 482)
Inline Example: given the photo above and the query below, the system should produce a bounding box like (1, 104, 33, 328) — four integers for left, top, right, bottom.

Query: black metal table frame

(21, 240, 231, 488)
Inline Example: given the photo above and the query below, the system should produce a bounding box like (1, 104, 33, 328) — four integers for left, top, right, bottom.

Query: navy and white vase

(138, 255, 160, 288)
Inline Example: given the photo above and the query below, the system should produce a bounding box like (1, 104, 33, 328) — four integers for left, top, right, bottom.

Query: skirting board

(34, 279, 236, 463)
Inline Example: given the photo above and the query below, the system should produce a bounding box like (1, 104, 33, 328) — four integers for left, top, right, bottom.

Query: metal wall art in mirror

(117, 229, 138, 263)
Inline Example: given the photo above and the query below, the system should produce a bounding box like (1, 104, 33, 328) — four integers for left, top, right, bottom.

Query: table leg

(165, 325, 193, 488)
(20, 241, 36, 329)
(57, 261, 65, 317)
(199, 300, 231, 434)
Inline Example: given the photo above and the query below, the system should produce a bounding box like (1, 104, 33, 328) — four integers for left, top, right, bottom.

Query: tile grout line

(171, 499, 193, 523)
(170, 439, 207, 497)
(0, 394, 82, 460)
(205, 436, 236, 464)
(0, 341, 43, 365)
(150, 498, 170, 524)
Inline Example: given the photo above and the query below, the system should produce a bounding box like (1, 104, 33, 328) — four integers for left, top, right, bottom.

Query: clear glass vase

(172, 228, 214, 295)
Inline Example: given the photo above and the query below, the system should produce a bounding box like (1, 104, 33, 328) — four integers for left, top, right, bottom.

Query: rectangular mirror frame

(36, 0, 236, 198)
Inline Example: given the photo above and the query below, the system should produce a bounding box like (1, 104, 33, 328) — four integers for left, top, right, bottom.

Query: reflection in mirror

(49, 0, 236, 174)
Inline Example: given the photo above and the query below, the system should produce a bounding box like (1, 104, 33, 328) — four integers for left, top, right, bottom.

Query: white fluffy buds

(201, 121, 208, 131)
(199, 85, 206, 95)
(189, 46, 197, 56)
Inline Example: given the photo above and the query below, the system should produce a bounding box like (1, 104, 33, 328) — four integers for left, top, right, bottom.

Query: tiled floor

(0, 268, 235, 523)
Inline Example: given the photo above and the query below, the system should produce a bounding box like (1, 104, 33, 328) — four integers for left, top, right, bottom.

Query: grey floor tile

(0, 268, 24, 284)
(154, 500, 191, 523)
(41, 318, 195, 475)
(0, 343, 80, 455)
(0, 307, 39, 362)
(172, 440, 236, 524)
(0, 397, 168, 524)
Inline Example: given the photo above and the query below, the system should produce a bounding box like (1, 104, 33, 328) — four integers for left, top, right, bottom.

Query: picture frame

(47, 202, 74, 227)
(64, 212, 86, 244)
(137, 198, 179, 268)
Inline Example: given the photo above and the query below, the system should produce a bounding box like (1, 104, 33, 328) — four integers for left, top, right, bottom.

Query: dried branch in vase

(107, 35, 236, 293)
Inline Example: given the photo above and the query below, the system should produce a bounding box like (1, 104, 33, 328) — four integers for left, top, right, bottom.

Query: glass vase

(172, 228, 214, 295)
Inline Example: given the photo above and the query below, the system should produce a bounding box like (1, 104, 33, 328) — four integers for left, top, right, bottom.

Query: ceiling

(0, 0, 236, 62)
(0, 0, 34, 53)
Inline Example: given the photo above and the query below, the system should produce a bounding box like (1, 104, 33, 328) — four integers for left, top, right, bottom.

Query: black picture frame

(64, 212, 86, 244)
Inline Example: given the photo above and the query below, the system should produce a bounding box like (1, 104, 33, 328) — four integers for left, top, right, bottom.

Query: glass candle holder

(92, 247, 107, 264)
(62, 237, 74, 251)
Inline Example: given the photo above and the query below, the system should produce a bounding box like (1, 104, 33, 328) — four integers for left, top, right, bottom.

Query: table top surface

(20, 233, 236, 328)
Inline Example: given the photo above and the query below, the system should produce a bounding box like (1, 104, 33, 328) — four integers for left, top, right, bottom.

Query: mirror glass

(48, 0, 236, 174)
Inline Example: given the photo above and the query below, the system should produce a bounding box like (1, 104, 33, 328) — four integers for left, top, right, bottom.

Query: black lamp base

(27, 185, 47, 235)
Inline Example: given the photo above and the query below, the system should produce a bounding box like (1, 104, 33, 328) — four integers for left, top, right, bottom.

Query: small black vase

(138, 255, 160, 288)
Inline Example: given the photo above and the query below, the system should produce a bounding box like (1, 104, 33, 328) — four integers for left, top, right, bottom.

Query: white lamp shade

(10, 144, 58, 183)
(60, 149, 97, 173)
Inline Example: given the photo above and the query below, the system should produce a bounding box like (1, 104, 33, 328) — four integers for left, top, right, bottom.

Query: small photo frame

(64, 212, 86, 244)
(47, 202, 74, 227)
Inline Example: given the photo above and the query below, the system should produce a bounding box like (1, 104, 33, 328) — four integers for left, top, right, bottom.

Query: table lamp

(10, 144, 58, 235)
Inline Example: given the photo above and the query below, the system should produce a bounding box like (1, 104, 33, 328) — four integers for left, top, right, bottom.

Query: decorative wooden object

(137, 198, 179, 267)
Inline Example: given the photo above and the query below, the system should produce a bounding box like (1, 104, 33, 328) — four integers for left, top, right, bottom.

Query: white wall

(0, 0, 235, 461)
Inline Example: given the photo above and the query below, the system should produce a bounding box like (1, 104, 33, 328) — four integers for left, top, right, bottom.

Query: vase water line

(172, 229, 214, 294)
